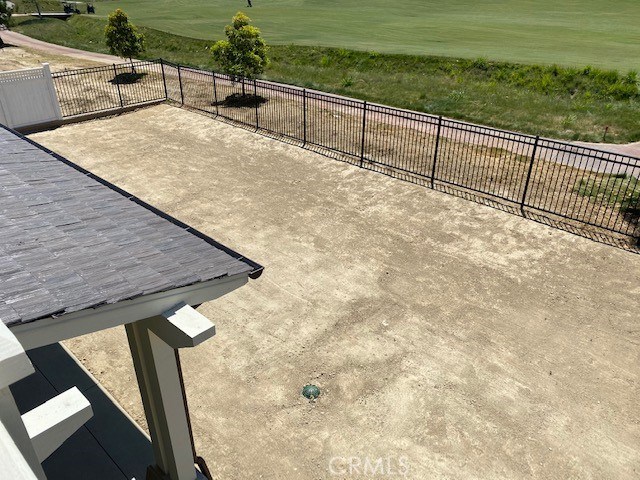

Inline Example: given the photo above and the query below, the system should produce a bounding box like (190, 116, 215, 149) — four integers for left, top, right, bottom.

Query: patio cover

(0, 124, 263, 480)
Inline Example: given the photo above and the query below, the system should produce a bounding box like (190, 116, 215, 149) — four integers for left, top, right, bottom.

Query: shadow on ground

(10, 343, 153, 480)
(212, 93, 267, 108)
(110, 72, 147, 85)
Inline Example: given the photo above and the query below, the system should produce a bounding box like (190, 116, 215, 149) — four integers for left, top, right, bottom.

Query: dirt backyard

(29, 104, 640, 480)
(2, 41, 637, 242)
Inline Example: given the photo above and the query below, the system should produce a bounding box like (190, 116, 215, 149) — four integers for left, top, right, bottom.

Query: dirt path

(0, 43, 102, 71)
(574, 139, 640, 160)
(2, 30, 124, 64)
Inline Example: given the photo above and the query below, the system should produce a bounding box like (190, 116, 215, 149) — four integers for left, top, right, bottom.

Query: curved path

(6, 29, 640, 165)
(3, 30, 125, 64)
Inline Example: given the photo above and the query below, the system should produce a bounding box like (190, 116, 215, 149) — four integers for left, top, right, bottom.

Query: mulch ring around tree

(213, 93, 267, 108)
(110, 72, 147, 85)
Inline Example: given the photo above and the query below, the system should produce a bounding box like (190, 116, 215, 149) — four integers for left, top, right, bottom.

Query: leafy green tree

(105, 9, 145, 71)
(0, 0, 12, 48)
(211, 12, 269, 95)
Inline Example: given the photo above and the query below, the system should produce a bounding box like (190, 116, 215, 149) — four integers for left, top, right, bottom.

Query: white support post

(0, 322, 46, 480)
(0, 411, 40, 480)
(0, 322, 94, 479)
(0, 388, 46, 480)
(0, 322, 34, 390)
(126, 303, 215, 480)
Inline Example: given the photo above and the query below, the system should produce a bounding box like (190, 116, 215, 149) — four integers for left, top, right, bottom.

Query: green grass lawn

(10, 16, 640, 143)
(11, 0, 65, 14)
(84, 0, 640, 72)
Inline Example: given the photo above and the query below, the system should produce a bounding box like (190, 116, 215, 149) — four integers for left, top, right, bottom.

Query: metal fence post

(40, 62, 638, 240)
(113, 64, 124, 108)
(254, 79, 259, 131)
(302, 89, 307, 146)
(360, 101, 367, 167)
(159, 59, 168, 100)
(177, 64, 184, 105)
(212, 71, 219, 116)
(430, 115, 442, 188)
(520, 135, 540, 212)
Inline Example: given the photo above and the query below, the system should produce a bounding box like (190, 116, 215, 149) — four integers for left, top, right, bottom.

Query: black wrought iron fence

(51, 60, 166, 117)
(51, 59, 640, 245)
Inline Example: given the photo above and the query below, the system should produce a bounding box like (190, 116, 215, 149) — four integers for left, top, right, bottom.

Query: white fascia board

(11, 274, 249, 350)
(0, 323, 34, 390)
(22, 387, 93, 462)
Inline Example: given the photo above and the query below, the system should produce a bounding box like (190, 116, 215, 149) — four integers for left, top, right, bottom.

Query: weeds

(575, 174, 640, 214)
(341, 75, 354, 88)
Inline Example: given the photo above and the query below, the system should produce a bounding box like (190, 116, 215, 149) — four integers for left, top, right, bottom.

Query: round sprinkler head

(302, 384, 321, 400)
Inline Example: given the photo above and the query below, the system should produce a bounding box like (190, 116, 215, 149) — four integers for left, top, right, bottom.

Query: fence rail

(50, 59, 640, 245)
(51, 60, 166, 117)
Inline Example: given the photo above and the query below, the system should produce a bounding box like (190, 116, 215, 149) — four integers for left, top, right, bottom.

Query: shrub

(105, 9, 145, 69)
(211, 12, 269, 95)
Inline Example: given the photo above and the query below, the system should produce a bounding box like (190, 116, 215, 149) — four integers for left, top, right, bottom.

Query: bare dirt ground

(29, 104, 640, 480)
(170, 69, 639, 240)
(2, 38, 637, 240)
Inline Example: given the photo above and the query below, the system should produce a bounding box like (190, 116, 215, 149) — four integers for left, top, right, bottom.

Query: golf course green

(90, 0, 640, 71)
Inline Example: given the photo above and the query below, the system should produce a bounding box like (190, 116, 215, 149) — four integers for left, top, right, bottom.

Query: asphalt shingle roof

(0, 126, 262, 327)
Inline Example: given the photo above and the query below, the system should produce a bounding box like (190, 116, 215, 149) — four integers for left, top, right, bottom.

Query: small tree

(105, 9, 145, 73)
(0, 0, 12, 48)
(211, 12, 269, 95)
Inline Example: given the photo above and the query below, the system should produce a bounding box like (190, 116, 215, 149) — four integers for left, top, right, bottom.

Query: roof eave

(9, 273, 251, 351)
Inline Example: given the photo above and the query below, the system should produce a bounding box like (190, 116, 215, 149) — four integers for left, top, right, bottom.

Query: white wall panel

(0, 64, 62, 129)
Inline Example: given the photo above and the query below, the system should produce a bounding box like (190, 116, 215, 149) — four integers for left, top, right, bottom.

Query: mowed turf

(91, 0, 640, 71)
(11, 15, 640, 143)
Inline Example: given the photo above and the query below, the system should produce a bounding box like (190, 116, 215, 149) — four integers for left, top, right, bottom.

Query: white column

(0, 322, 93, 479)
(126, 303, 216, 480)
(0, 388, 46, 480)
(0, 322, 45, 479)
(0, 410, 40, 480)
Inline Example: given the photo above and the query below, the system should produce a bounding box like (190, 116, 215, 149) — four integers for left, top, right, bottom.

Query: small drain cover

(302, 384, 320, 399)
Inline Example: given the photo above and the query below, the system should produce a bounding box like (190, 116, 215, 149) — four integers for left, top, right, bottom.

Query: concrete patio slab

(11, 343, 153, 480)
